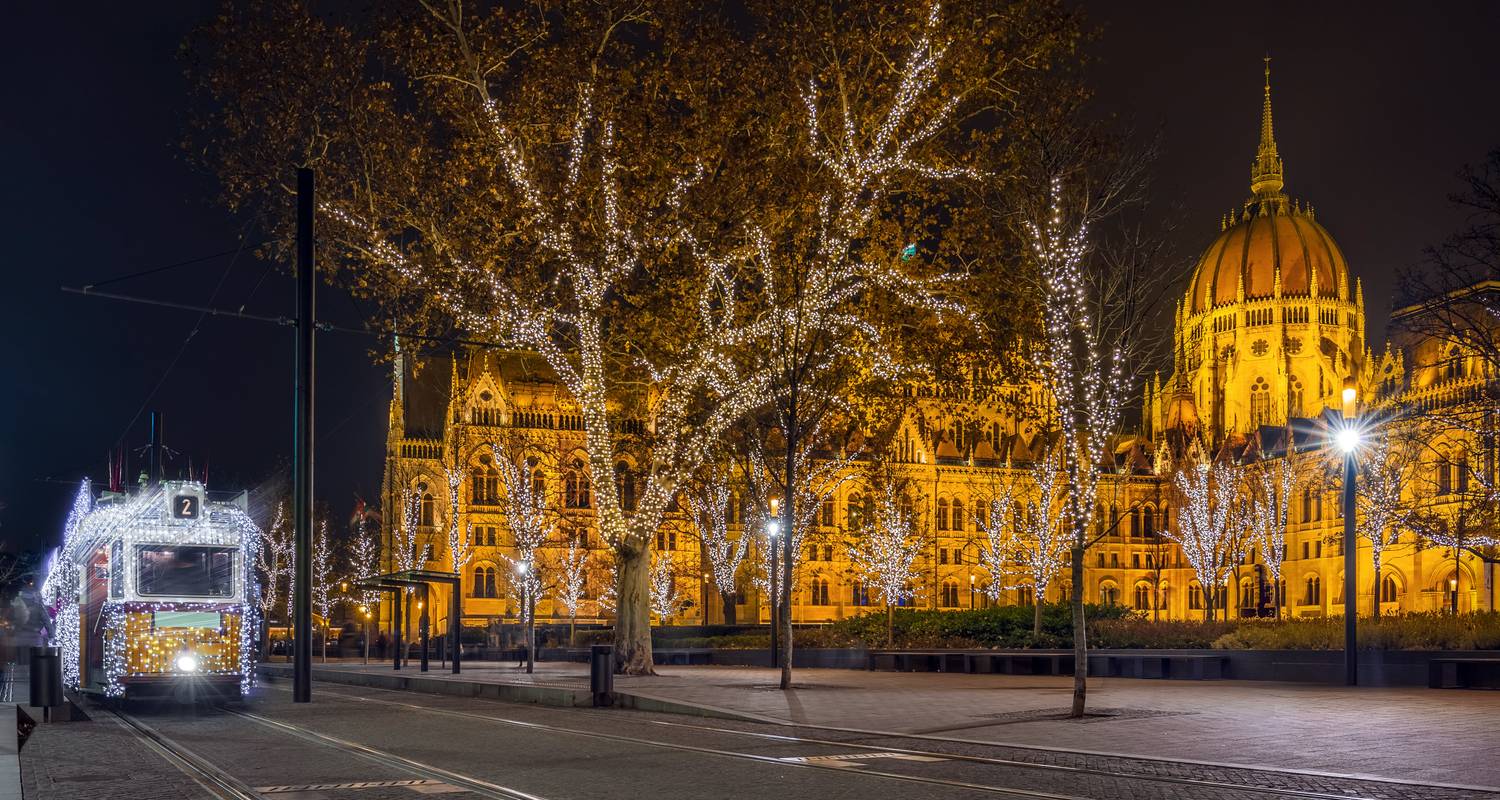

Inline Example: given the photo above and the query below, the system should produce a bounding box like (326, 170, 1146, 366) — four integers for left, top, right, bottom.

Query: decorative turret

(1250, 57, 1284, 198)
(388, 335, 405, 439)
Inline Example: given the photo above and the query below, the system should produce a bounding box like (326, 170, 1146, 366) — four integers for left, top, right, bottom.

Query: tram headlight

(175, 653, 200, 673)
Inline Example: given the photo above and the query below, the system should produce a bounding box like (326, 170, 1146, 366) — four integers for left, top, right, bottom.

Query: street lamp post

(767, 505, 781, 669)
(969, 574, 976, 609)
(1339, 378, 1360, 687)
(1450, 576, 1459, 614)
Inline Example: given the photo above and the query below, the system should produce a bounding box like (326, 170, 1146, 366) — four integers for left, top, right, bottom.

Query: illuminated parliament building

(380, 69, 1496, 635)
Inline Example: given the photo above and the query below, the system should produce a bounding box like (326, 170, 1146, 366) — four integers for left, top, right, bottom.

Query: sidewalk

(283, 658, 1500, 789)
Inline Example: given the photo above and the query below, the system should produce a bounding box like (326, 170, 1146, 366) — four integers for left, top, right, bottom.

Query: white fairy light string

(847, 484, 924, 610)
(1166, 460, 1247, 618)
(686, 470, 749, 605)
(446, 465, 473, 574)
(45, 483, 263, 696)
(1249, 454, 1295, 613)
(977, 448, 1070, 605)
(1026, 177, 1127, 557)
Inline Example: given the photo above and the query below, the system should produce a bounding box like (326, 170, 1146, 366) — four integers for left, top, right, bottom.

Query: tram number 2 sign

(172, 494, 201, 520)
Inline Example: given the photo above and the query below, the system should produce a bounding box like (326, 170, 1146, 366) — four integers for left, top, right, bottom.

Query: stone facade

(379, 68, 1498, 637)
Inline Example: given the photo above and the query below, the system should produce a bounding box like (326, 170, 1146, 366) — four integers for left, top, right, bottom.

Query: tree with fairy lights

(848, 477, 924, 647)
(976, 448, 1069, 636)
(555, 536, 590, 646)
(189, 1, 1088, 674)
(493, 440, 554, 673)
(255, 499, 293, 658)
(313, 518, 334, 661)
(446, 465, 475, 577)
(649, 550, 684, 623)
(1352, 432, 1422, 616)
(685, 467, 749, 625)
(1248, 452, 1296, 619)
(347, 498, 382, 663)
(1403, 419, 1500, 614)
(743, 433, 857, 632)
(1166, 457, 1248, 622)
(1017, 120, 1176, 714)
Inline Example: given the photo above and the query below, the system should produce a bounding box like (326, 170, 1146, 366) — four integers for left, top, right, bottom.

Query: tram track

(107, 701, 549, 800)
(107, 707, 262, 800)
(274, 681, 1404, 800)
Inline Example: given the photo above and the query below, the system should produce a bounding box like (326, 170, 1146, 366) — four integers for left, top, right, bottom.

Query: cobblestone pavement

(308, 660, 1500, 790)
(19, 713, 209, 800)
(17, 672, 1499, 800)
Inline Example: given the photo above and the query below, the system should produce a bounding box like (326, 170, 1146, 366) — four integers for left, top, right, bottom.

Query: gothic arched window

(565, 458, 591, 509)
(614, 462, 636, 512)
(1250, 376, 1271, 428)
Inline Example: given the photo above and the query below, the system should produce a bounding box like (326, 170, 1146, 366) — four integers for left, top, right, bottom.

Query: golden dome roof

(1187, 61, 1351, 315)
(1188, 205, 1348, 313)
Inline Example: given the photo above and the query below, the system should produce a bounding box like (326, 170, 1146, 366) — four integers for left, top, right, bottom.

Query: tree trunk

(886, 603, 894, 648)
(1372, 561, 1382, 618)
(721, 589, 737, 626)
(569, 611, 577, 647)
(615, 544, 654, 674)
(1032, 594, 1042, 637)
(363, 617, 370, 665)
(779, 404, 798, 691)
(1068, 547, 1087, 718)
(526, 590, 535, 674)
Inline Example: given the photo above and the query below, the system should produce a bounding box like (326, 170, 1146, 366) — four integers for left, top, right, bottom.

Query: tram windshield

(136, 545, 236, 598)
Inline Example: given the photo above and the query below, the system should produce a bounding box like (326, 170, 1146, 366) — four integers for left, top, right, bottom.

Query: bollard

(589, 644, 614, 707)
(29, 647, 62, 721)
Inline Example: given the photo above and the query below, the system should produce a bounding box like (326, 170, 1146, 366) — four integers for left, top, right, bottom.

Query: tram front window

(137, 545, 235, 597)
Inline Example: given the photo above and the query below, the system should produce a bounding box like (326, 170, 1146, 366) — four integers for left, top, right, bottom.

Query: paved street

(16, 665, 1500, 800)
(287, 659, 1500, 790)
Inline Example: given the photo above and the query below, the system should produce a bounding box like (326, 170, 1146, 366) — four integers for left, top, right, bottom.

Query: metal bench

(1429, 658, 1500, 689)
(1100, 653, 1228, 680)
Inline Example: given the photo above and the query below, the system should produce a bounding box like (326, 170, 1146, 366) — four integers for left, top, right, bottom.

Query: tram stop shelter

(354, 569, 463, 674)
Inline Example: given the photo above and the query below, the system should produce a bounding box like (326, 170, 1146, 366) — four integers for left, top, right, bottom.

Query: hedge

(568, 609, 1500, 652)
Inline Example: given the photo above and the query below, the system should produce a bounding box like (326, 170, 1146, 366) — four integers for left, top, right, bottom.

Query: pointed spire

(1250, 56, 1285, 198)
(389, 334, 406, 437)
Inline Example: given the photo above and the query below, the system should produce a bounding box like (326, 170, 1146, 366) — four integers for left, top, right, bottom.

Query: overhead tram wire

(103, 232, 259, 450)
(80, 239, 280, 291)
(62, 284, 516, 352)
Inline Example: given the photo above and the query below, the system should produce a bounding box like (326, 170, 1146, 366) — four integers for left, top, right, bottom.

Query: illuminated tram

(42, 480, 261, 699)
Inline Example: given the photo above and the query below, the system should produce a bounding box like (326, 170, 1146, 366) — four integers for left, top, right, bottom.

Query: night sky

(2, 2, 1497, 552)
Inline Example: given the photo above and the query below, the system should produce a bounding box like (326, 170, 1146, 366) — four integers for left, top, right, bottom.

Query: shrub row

(563, 609, 1500, 651)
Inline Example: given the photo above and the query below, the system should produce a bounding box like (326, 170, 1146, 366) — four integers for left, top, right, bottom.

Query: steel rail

(222, 708, 548, 800)
(107, 708, 263, 800)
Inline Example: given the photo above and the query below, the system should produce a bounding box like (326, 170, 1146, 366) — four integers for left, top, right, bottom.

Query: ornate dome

(1188, 204, 1349, 313)
(1186, 62, 1351, 314)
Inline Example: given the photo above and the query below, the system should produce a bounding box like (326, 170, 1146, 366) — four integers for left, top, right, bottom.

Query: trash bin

(589, 644, 614, 707)
(29, 646, 62, 711)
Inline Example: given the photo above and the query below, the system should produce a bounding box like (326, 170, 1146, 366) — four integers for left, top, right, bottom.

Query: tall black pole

(1343, 448, 1357, 686)
(293, 167, 316, 703)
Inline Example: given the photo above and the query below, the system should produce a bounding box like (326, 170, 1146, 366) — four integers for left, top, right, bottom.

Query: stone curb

(256, 663, 773, 723)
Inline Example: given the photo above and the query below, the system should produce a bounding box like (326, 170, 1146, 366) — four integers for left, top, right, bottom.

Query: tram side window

(136, 545, 235, 598)
(110, 540, 124, 598)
